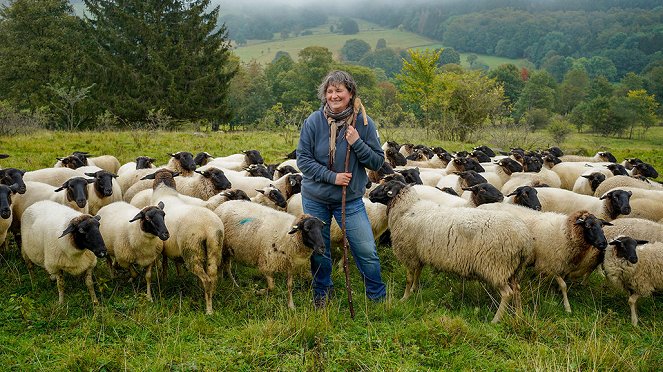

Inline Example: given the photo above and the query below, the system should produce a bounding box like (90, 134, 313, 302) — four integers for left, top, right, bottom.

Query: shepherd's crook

(341, 123, 355, 319)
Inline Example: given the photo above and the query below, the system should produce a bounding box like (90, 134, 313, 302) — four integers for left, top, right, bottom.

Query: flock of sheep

(0, 142, 662, 325)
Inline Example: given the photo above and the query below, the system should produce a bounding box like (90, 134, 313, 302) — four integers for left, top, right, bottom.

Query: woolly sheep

(602, 236, 663, 325)
(81, 170, 122, 215)
(252, 186, 287, 210)
(560, 151, 617, 163)
(551, 162, 612, 190)
(0, 168, 27, 194)
(535, 187, 632, 221)
(23, 167, 81, 187)
(504, 185, 542, 211)
(571, 170, 611, 196)
(88, 155, 121, 174)
(368, 180, 532, 323)
(461, 183, 504, 207)
(500, 167, 562, 195)
(21, 200, 107, 305)
(593, 175, 663, 197)
(97, 201, 169, 301)
(117, 156, 156, 176)
(147, 170, 223, 314)
(206, 150, 264, 171)
(602, 218, 663, 243)
(215, 200, 325, 309)
(175, 167, 232, 200)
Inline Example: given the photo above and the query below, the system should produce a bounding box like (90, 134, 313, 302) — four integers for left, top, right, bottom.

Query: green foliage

(337, 17, 359, 35)
(358, 48, 403, 78)
(375, 38, 387, 50)
(228, 61, 273, 128)
(524, 108, 551, 130)
(556, 68, 589, 114)
(488, 64, 524, 106)
(0, 100, 48, 135)
(340, 38, 371, 62)
(82, 0, 236, 124)
(547, 116, 575, 145)
(437, 47, 461, 66)
(47, 83, 95, 131)
(514, 70, 557, 119)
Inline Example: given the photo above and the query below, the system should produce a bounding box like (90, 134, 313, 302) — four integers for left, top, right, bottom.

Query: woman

(297, 70, 386, 307)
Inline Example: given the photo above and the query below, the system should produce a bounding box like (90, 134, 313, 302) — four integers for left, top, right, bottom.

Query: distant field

(232, 18, 533, 70)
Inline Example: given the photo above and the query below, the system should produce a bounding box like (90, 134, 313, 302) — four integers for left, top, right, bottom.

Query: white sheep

(88, 155, 121, 174)
(535, 187, 632, 221)
(602, 218, 663, 243)
(500, 167, 562, 195)
(551, 162, 612, 190)
(175, 168, 232, 200)
(571, 170, 611, 196)
(117, 156, 156, 176)
(560, 151, 616, 163)
(81, 170, 122, 215)
(593, 175, 663, 197)
(23, 167, 81, 187)
(368, 180, 532, 323)
(20, 200, 107, 305)
(147, 169, 223, 315)
(97, 201, 169, 301)
(215, 200, 325, 309)
(251, 186, 287, 210)
(206, 150, 264, 171)
(602, 236, 663, 325)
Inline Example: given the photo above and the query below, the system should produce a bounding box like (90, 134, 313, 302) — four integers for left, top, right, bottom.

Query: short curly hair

(317, 70, 357, 105)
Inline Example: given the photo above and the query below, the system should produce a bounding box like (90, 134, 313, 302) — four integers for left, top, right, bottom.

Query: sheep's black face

(470, 150, 491, 163)
(223, 189, 250, 201)
(246, 164, 271, 179)
(139, 204, 170, 241)
(436, 152, 453, 166)
(413, 145, 434, 160)
(0, 168, 27, 194)
(624, 158, 642, 170)
(609, 236, 644, 264)
(576, 214, 608, 250)
(136, 156, 156, 169)
(295, 217, 325, 255)
(193, 152, 212, 166)
(464, 183, 503, 206)
(386, 148, 407, 166)
(368, 180, 407, 205)
(606, 163, 628, 176)
(508, 186, 541, 211)
(602, 190, 632, 218)
(437, 186, 459, 196)
(497, 158, 523, 175)
(455, 151, 469, 158)
(60, 155, 85, 169)
(243, 150, 264, 165)
(287, 174, 302, 195)
(87, 171, 116, 197)
(206, 169, 232, 191)
(57, 177, 92, 209)
(543, 154, 561, 168)
(172, 152, 196, 171)
(406, 149, 426, 161)
(68, 215, 107, 258)
(266, 189, 287, 209)
(0, 184, 16, 219)
(457, 170, 487, 188)
(386, 141, 400, 151)
(582, 172, 606, 192)
(285, 149, 297, 159)
(396, 168, 422, 185)
(381, 173, 407, 184)
(547, 146, 564, 157)
(633, 163, 658, 179)
(523, 156, 542, 173)
(277, 165, 299, 176)
(599, 151, 617, 163)
(377, 162, 395, 177)
(474, 145, 496, 157)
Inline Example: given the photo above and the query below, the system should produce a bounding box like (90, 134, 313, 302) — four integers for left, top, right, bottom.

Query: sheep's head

(0, 184, 19, 219)
(169, 151, 196, 172)
(257, 186, 287, 209)
(470, 150, 491, 163)
(522, 156, 543, 173)
(245, 164, 271, 179)
(608, 236, 646, 265)
(368, 179, 408, 206)
(0, 168, 27, 194)
(135, 156, 156, 170)
(436, 186, 459, 196)
(284, 149, 297, 159)
(193, 152, 213, 166)
(286, 174, 302, 197)
(623, 158, 642, 170)
(546, 146, 564, 158)
(86, 170, 118, 197)
(543, 154, 561, 169)
(455, 170, 487, 189)
(221, 189, 251, 201)
(462, 183, 503, 206)
(141, 169, 179, 189)
(386, 148, 407, 166)
(289, 215, 325, 255)
(600, 189, 632, 219)
(195, 168, 232, 191)
(573, 212, 611, 250)
(396, 168, 422, 185)
(581, 172, 606, 192)
(506, 185, 541, 211)
(57, 155, 86, 169)
(496, 158, 523, 175)
(380, 173, 407, 184)
(474, 145, 496, 157)
(55, 177, 94, 208)
(405, 149, 427, 161)
(632, 162, 658, 179)
(598, 151, 617, 163)
(130, 201, 169, 241)
(606, 163, 628, 176)
(59, 214, 107, 258)
(242, 149, 264, 165)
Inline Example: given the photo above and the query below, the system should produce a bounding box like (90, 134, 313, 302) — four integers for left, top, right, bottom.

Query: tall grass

(0, 129, 661, 369)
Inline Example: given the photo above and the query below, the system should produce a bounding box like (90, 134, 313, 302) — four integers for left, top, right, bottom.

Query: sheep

(252, 186, 287, 210)
(88, 155, 121, 174)
(560, 151, 617, 163)
(551, 162, 612, 190)
(460, 182, 504, 207)
(593, 175, 663, 197)
(272, 164, 299, 180)
(215, 200, 325, 309)
(602, 236, 663, 325)
(0, 184, 20, 248)
(504, 185, 541, 211)
(81, 170, 122, 214)
(193, 152, 214, 167)
(54, 154, 86, 169)
(206, 150, 264, 171)
(147, 169, 223, 315)
(500, 166, 561, 195)
(20, 200, 107, 305)
(631, 162, 658, 179)
(571, 171, 610, 196)
(606, 163, 629, 176)
(602, 218, 663, 243)
(117, 152, 196, 196)
(97, 201, 169, 301)
(175, 167, 232, 200)
(23, 167, 81, 187)
(117, 156, 156, 176)
(0, 168, 27, 194)
(217, 171, 301, 199)
(384, 147, 407, 167)
(535, 187, 632, 221)
(479, 203, 612, 313)
(474, 145, 497, 157)
(368, 180, 532, 323)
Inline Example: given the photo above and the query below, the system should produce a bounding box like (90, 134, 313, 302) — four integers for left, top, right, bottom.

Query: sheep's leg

(555, 275, 572, 313)
(106, 256, 116, 278)
(225, 260, 239, 287)
(55, 272, 65, 305)
(411, 265, 423, 293)
(628, 293, 640, 326)
(510, 278, 523, 316)
(190, 263, 213, 315)
(145, 263, 153, 302)
(401, 263, 423, 301)
(287, 271, 295, 310)
(175, 261, 183, 277)
(85, 269, 99, 305)
(258, 275, 275, 295)
(161, 253, 169, 282)
(491, 284, 514, 324)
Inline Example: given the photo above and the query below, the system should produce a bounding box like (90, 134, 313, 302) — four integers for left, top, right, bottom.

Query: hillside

(231, 18, 533, 70)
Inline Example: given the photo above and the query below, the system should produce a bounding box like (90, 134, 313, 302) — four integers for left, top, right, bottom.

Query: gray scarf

(324, 103, 355, 169)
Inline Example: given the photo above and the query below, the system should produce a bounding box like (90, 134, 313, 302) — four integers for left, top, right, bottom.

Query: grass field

(232, 18, 534, 71)
(0, 128, 661, 369)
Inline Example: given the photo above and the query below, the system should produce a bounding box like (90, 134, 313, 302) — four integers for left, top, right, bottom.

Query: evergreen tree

(83, 0, 236, 125)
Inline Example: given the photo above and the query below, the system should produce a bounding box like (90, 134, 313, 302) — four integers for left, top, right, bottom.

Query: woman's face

(325, 83, 352, 113)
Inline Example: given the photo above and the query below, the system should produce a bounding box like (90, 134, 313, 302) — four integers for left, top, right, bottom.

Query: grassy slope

(232, 18, 534, 70)
(0, 129, 661, 369)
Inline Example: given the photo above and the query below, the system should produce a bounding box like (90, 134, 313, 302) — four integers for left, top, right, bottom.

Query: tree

(376, 38, 387, 50)
(513, 70, 556, 119)
(359, 48, 403, 78)
(227, 61, 272, 130)
(588, 75, 614, 99)
(340, 39, 371, 62)
(278, 46, 333, 110)
(556, 67, 589, 114)
(338, 17, 359, 35)
(547, 116, 574, 145)
(396, 48, 441, 126)
(0, 0, 86, 110)
(621, 89, 660, 138)
(437, 47, 460, 66)
(586, 96, 628, 136)
(488, 64, 524, 106)
(265, 51, 295, 107)
(83, 0, 237, 125)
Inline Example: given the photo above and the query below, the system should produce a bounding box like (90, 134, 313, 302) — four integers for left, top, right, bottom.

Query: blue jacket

(297, 107, 384, 204)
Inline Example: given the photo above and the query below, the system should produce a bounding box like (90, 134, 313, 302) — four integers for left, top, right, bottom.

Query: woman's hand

(334, 172, 352, 186)
(345, 125, 359, 145)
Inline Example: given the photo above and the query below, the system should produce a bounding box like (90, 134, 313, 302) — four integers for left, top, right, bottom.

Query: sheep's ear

(168, 153, 176, 158)
(56, 157, 65, 161)
(256, 189, 265, 194)
(157, 201, 165, 210)
(141, 173, 157, 180)
(636, 239, 649, 245)
(608, 239, 620, 246)
(149, 158, 156, 163)
(288, 225, 299, 234)
(172, 172, 180, 178)
(600, 219, 613, 226)
(194, 170, 203, 175)
(129, 212, 143, 223)
(54, 185, 66, 192)
(58, 223, 76, 238)
(582, 175, 591, 179)
(599, 193, 607, 200)
(505, 190, 518, 197)
(461, 187, 473, 191)
(85, 172, 96, 177)
(289, 177, 297, 186)
(8, 184, 20, 193)
(627, 190, 632, 196)
(574, 217, 585, 225)
(111, 173, 118, 178)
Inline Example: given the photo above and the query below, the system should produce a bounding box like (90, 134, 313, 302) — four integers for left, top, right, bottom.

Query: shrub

(0, 101, 49, 135)
(547, 117, 575, 145)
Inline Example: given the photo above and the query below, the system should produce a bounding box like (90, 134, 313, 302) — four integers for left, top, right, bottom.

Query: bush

(547, 117, 575, 145)
(0, 101, 49, 135)
(524, 108, 551, 130)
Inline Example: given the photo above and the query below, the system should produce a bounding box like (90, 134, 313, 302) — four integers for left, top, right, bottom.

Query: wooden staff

(341, 129, 355, 319)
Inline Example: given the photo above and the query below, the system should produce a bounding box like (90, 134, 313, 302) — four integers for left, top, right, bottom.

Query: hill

(232, 18, 533, 70)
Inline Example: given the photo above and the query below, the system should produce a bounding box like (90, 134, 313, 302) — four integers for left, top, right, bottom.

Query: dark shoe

(313, 297, 327, 309)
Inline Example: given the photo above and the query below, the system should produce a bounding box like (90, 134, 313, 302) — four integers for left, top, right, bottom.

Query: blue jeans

(302, 197, 386, 301)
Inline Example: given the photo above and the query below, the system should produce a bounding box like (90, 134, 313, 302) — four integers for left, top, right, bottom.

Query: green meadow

(232, 18, 533, 70)
(0, 128, 661, 369)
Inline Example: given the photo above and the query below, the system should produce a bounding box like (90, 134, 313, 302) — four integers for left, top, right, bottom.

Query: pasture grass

(1, 128, 662, 369)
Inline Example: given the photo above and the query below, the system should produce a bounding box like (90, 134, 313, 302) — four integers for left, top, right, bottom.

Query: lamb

(175, 167, 232, 200)
(117, 156, 156, 176)
(206, 150, 264, 171)
(147, 169, 223, 315)
(593, 175, 663, 197)
(535, 187, 632, 221)
(602, 236, 663, 325)
(560, 151, 617, 163)
(20, 200, 107, 305)
(97, 201, 169, 301)
(602, 218, 663, 243)
(215, 200, 325, 309)
(479, 203, 612, 313)
(368, 180, 532, 323)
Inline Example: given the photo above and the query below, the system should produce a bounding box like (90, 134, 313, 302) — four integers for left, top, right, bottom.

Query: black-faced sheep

(536, 188, 632, 221)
